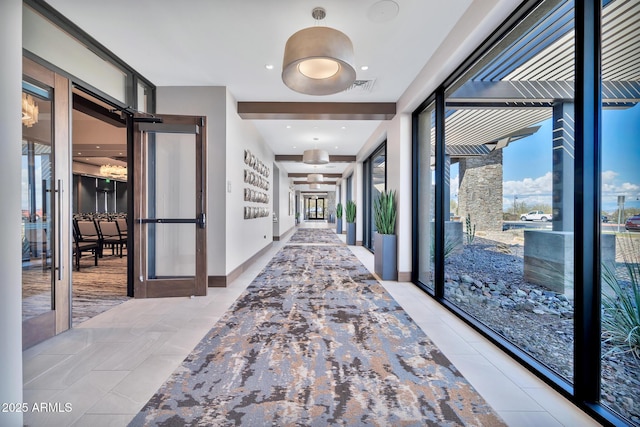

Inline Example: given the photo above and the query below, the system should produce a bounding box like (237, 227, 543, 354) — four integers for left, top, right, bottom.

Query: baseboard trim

(273, 225, 296, 242)
(398, 271, 412, 282)
(208, 242, 274, 287)
(356, 240, 363, 246)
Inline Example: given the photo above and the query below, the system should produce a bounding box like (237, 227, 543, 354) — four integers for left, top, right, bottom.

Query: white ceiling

(46, 0, 517, 181)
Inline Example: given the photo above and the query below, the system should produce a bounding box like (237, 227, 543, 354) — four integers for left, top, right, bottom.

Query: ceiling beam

(288, 173, 342, 178)
(276, 155, 355, 163)
(237, 102, 396, 120)
(294, 181, 337, 185)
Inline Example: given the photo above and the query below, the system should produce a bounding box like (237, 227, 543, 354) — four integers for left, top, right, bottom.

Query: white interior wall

(156, 86, 227, 276)
(273, 164, 295, 238)
(386, 113, 413, 276)
(156, 87, 276, 277)
(224, 90, 274, 274)
(351, 0, 521, 277)
(0, 1, 24, 425)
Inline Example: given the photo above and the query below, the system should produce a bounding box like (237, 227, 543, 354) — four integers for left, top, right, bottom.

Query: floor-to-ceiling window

(415, 103, 436, 292)
(444, 0, 576, 383)
(363, 143, 386, 250)
(599, 0, 640, 422)
(414, 1, 639, 424)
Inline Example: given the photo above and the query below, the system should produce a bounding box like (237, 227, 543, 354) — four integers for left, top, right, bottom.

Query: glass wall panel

(22, 85, 54, 320)
(23, 5, 127, 103)
(443, 1, 575, 382)
(364, 144, 386, 250)
(137, 81, 150, 113)
(416, 104, 436, 291)
(600, 0, 640, 422)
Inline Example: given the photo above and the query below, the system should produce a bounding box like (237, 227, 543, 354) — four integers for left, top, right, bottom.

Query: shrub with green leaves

(374, 190, 397, 235)
(346, 200, 356, 223)
(602, 236, 640, 359)
(336, 203, 343, 219)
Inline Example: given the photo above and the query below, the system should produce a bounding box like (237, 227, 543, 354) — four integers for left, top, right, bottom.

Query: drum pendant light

(302, 149, 330, 165)
(307, 173, 324, 183)
(282, 7, 356, 95)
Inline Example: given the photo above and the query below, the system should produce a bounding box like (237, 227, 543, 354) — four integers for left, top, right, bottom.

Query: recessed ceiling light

(96, 145, 100, 148)
(335, 146, 338, 149)
(293, 146, 297, 149)
(77, 152, 81, 155)
(341, 126, 347, 130)
(286, 125, 292, 129)
(361, 65, 369, 71)
(119, 152, 123, 155)
(265, 64, 274, 70)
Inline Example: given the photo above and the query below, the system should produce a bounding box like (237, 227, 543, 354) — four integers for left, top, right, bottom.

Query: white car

(520, 210, 552, 222)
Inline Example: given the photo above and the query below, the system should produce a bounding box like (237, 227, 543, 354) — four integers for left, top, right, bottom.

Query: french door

(22, 58, 72, 349)
(306, 197, 325, 220)
(133, 115, 207, 298)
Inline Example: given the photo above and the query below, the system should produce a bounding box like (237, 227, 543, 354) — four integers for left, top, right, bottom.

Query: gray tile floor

(23, 224, 600, 426)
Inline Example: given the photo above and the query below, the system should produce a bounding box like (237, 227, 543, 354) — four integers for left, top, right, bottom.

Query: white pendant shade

(302, 149, 329, 165)
(307, 173, 324, 183)
(309, 183, 321, 190)
(282, 26, 356, 95)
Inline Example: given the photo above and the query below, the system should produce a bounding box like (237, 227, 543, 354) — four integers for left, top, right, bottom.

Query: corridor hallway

(22, 222, 598, 426)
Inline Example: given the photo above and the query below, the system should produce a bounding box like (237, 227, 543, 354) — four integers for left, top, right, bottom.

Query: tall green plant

(336, 202, 343, 219)
(346, 200, 356, 223)
(465, 213, 476, 244)
(373, 190, 397, 235)
(602, 236, 640, 359)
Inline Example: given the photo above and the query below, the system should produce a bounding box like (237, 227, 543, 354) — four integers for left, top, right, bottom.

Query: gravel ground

(437, 231, 639, 424)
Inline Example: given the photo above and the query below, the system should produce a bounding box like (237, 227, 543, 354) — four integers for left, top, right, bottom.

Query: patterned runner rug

(130, 232, 505, 426)
(288, 227, 343, 244)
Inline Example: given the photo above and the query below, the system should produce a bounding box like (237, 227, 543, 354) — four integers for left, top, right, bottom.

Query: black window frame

(411, 1, 619, 425)
(363, 142, 387, 251)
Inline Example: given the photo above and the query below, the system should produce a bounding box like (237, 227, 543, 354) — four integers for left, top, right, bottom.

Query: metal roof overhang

(434, 0, 639, 156)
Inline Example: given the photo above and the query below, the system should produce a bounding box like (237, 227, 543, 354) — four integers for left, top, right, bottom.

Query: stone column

(458, 150, 503, 232)
(552, 102, 574, 231)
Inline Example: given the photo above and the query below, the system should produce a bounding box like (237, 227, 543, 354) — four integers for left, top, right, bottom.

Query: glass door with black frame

(133, 115, 207, 298)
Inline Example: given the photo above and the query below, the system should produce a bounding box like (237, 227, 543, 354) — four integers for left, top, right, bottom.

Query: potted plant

(345, 200, 356, 245)
(295, 211, 300, 225)
(373, 190, 397, 280)
(336, 202, 344, 234)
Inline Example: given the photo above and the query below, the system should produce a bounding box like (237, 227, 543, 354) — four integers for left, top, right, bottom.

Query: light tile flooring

(23, 223, 601, 427)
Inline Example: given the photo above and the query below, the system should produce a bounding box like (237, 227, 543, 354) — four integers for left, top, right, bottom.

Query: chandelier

(100, 164, 127, 179)
(282, 7, 356, 95)
(22, 93, 39, 127)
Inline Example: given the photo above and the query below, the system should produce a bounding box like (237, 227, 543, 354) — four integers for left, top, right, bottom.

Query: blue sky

(451, 104, 640, 214)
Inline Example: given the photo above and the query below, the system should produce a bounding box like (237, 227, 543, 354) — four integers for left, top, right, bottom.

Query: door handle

(197, 213, 206, 229)
(56, 179, 62, 281)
